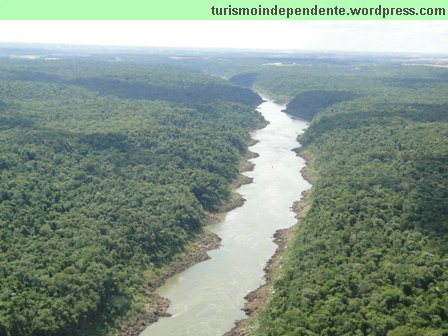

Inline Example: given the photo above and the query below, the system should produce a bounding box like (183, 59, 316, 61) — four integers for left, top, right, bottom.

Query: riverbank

(209, 148, 259, 218)
(128, 99, 309, 336)
(223, 149, 313, 336)
(114, 230, 222, 336)
(113, 139, 263, 336)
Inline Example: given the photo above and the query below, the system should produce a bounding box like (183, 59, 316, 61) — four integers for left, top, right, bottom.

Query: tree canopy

(253, 62, 448, 336)
(0, 58, 264, 335)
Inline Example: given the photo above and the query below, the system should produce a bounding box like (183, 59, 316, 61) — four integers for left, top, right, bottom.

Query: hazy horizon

(0, 21, 448, 54)
(2, 41, 448, 57)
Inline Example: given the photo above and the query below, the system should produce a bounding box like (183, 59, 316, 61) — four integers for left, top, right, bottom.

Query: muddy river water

(141, 99, 310, 336)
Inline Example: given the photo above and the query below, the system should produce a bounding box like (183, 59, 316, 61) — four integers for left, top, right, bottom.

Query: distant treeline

(229, 72, 258, 88)
(3, 62, 261, 107)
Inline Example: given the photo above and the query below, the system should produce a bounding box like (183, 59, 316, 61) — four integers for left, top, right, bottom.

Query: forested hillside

(283, 90, 358, 120)
(251, 64, 448, 335)
(0, 58, 263, 335)
(2, 49, 447, 336)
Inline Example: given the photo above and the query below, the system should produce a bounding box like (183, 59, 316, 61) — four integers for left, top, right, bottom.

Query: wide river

(141, 99, 310, 336)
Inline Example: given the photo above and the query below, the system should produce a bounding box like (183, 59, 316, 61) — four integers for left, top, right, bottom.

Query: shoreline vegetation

(224, 148, 314, 336)
(115, 97, 309, 336)
(247, 64, 448, 335)
(113, 134, 266, 336)
(115, 231, 222, 336)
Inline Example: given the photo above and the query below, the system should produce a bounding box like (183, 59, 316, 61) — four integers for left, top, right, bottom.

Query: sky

(0, 21, 447, 54)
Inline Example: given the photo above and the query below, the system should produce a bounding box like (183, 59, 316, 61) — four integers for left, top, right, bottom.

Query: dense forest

(246, 63, 448, 335)
(0, 58, 263, 335)
(283, 90, 358, 120)
(1, 48, 447, 336)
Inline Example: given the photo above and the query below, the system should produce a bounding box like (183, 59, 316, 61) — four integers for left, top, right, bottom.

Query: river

(140, 98, 310, 336)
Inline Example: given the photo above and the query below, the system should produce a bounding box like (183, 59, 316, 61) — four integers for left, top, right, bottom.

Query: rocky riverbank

(114, 148, 261, 336)
(223, 150, 313, 336)
(116, 231, 222, 336)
